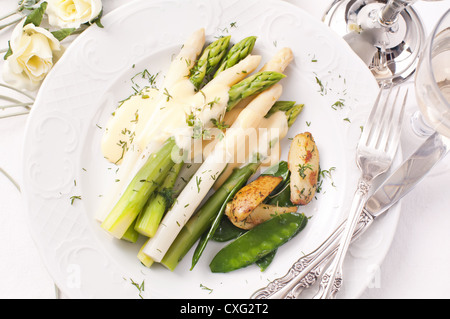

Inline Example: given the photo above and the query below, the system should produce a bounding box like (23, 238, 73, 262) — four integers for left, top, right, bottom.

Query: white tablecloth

(1, 0, 449, 299)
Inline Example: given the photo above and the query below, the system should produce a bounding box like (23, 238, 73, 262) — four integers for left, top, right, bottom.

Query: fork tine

(369, 87, 393, 148)
(375, 86, 402, 150)
(361, 84, 394, 148)
(359, 87, 385, 146)
(384, 88, 408, 154)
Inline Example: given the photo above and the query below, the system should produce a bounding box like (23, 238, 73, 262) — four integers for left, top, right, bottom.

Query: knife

(251, 132, 450, 299)
(364, 132, 450, 218)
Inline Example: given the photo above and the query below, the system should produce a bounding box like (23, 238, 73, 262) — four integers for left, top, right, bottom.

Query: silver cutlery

(251, 84, 409, 299)
(313, 85, 407, 299)
(251, 131, 449, 299)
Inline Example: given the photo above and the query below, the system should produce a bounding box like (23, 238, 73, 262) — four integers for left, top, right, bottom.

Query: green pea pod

(265, 181, 292, 207)
(212, 217, 247, 242)
(263, 160, 293, 207)
(255, 162, 293, 270)
(209, 212, 308, 273)
(255, 249, 277, 272)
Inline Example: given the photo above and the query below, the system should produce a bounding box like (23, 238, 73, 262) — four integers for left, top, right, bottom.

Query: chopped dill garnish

(316, 166, 337, 193)
(331, 99, 345, 110)
(298, 163, 313, 179)
(129, 278, 145, 299)
(131, 69, 159, 91)
(70, 195, 81, 205)
(207, 97, 221, 108)
(163, 88, 173, 102)
(200, 284, 213, 294)
(315, 76, 327, 95)
(211, 118, 229, 130)
(196, 176, 202, 193)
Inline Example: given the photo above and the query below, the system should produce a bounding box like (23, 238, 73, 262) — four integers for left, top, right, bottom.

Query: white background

(0, 0, 449, 298)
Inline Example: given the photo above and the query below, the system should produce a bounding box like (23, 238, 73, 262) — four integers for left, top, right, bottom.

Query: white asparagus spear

(95, 29, 206, 222)
(207, 48, 294, 188)
(260, 47, 294, 73)
(95, 54, 263, 222)
(143, 84, 283, 262)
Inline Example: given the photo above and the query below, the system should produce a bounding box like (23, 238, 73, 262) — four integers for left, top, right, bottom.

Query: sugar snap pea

(211, 216, 247, 242)
(255, 249, 277, 272)
(265, 181, 292, 207)
(209, 212, 308, 273)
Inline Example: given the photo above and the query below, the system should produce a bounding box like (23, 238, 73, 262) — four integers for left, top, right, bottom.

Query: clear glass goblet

(413, 8, 450, 138)
(411, 8, 450, 175)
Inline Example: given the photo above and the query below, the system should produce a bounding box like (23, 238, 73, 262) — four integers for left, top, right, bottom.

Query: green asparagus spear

(227, 71, 286, 111)
(265, 101, 296, 118)
(121, 219, 140, 243)
(286, 103, 304, 127)
(190, 174, 247, 271)
(190, 36, 231, 90)
(101, 138, 178, 239)
(214, 36, 257, 77)
(160, 160, 261, 271)
(134, 162, 183, 237)
(265, 101, 304, 127)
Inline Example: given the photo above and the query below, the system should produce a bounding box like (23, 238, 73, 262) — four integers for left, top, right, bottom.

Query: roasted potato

(226, 203, 298, 230)
(288, 132, 320, 205)
(225, 175, 283, 223)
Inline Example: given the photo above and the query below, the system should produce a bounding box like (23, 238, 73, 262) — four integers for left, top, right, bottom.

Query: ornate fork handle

(250, 210, 374, 299)
(313, 178, 372, 299)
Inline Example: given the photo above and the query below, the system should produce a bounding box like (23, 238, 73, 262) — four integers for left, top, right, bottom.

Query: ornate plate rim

(21, 0, 401, 299)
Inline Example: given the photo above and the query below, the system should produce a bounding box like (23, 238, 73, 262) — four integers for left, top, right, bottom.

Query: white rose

(46, 0, 103, 29)
(2, 19, 62, 91)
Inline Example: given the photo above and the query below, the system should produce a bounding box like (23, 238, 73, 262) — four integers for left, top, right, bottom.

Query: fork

(313, 84, 407, 299)
(250, 84, 408, 299)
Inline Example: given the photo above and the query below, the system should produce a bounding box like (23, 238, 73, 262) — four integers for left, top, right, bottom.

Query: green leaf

(24, 1, 47, 27)
(3, 41, 13, 60)
(90, 9, 104, 28)
(51, 28, 76, 41)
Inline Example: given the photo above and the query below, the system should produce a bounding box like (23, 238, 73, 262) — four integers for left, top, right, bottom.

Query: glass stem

(379, 0, 418, 26)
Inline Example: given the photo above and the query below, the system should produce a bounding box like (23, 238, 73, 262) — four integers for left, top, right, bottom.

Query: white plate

(22, 0, 401, 299)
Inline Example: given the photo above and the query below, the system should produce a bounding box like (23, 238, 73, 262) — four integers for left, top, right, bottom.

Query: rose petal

(2, 60, 41, 91)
